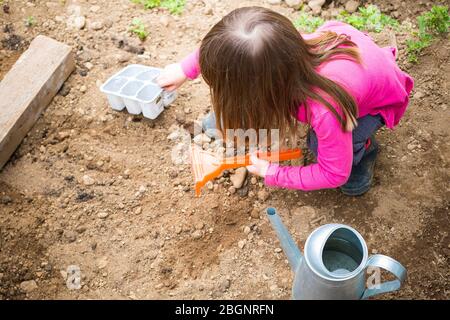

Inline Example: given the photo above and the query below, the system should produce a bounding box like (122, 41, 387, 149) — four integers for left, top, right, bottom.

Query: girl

(157, 6, 413, 196)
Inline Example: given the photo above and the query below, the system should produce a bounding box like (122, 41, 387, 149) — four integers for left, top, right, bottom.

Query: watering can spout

(266, 207, 303, 272)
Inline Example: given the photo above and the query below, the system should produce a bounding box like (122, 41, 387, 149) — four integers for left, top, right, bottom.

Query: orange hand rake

(190, 144, 302, 196)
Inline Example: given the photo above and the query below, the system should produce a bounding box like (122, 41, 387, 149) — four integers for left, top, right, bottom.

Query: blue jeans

(307, 114, 384, 166)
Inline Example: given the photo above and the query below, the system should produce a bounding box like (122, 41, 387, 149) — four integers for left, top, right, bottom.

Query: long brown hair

(199, 6, 361, 140)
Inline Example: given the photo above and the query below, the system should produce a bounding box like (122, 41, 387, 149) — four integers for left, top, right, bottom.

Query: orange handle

(222, 149, 302, 170)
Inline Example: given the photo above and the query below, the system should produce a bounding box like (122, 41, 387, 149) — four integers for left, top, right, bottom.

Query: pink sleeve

(180, 49, 201, 80)
(265, 111, 353, 191)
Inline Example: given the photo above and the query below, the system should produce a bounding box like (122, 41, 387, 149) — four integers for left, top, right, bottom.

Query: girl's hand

(156, 63, 187, 92)
(247, 152, 270, 178)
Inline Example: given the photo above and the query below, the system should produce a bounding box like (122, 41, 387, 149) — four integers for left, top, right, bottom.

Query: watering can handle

(362, 254, 407, 299)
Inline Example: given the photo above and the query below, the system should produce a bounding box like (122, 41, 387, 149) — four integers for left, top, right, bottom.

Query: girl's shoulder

(316, 21, 372, 44)
(317, 20, 350, 31)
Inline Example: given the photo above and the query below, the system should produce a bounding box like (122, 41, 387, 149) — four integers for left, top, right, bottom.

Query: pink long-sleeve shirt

(180, 21, 414, 191)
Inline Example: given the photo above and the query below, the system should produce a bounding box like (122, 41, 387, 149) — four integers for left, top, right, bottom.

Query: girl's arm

(180, 48, 201, 79)
(265, 111, 353, 191)
(157, 49, 200, 91)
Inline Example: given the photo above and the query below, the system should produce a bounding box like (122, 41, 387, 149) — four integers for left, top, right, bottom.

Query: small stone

(228, 186, 236, 194)
(90, 21, 103, 31)
(1, 195, 12, 205)
(308, 0, 325, 12)
(345, 0, 359, 13)
(267, 0, 282, 5)
(285, 0, 302, 9)
(97, 256, 108, 269)
(82, 175, 95, 186)
(243, 226, 251, 234)
(237, 185, 249, 197)
(275, 248, 283, 253)
(80, 85, 87, 93)
(257, 189, 269, 202)
(219, 279, 231, 292)
(72, 16, 86, 30)
(250, 177, 257, 185)
(139, 185, 147, 193)
(175, 111, 186, 124)
(160, 15, 170, 27)
(195, 222, 204, 230)
(168, 170, 178, 179)
(116, 53, 130, 63)
(206, 181, 214, 190)
(193, 133, 211, 145)
(98, 211, 109, 219)
(192, 230, 203, 240)
(90, 5, 100, 13)
(134, 207, 142, 215)
(58, 84, 71, 96)
(250, 208, 260, 219)
(230, 167, 247, 189)
(58, 131, 70, 140)
(167, 131, 180, 141)
(20, 280, 38, 293)
(63, 230, 77, 243)
(203, 6, 213, 15)
(413, 91, 424, 99)
(238, 240, 246, 249)
(407, 142, 417, 151)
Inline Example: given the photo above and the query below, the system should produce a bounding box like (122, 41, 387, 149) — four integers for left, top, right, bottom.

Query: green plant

(131, 0, 160, 9)
(160, 0, 185, 15)
(25, 16, 36, 27)
(131, 0, 185, 15)
(129, 18, 149, 41)
(293, 12, 324, 33)
(406, 5, 449, 63)
(418, 5, 449, 35)
(338, 5, 398, 32)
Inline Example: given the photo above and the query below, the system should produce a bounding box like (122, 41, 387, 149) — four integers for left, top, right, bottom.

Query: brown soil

(0, 0, 448, 300)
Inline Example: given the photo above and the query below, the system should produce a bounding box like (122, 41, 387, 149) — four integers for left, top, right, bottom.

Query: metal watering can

(266, 207, 407, 300)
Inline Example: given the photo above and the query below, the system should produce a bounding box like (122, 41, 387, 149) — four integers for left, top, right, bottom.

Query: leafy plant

(160, 0, 185, 15)
(418, 5, 449, 35)
(131, 0, 185, 15)
(406, 5, 449, 63)
(129, 18, 149, 41)
(293, 12, 324, 33)
(131, 0, 160, 9)
(25, 16, 36, 27)
(338, 5, 398, 33)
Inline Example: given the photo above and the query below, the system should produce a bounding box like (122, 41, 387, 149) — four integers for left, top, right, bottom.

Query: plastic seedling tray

(100, 64, 177, 119)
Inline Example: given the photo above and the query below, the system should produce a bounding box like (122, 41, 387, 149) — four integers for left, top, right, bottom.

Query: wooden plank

(0, 35, 75, 170)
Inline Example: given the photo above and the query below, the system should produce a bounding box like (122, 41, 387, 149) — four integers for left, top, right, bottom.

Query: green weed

(338, 5, 398, 32)
(129, 18, 149, 41)
(25, 16, 36, 28)
(131, 0, 185, 15)
(293, 12, 324, 33)
(406, 5, 449, 63)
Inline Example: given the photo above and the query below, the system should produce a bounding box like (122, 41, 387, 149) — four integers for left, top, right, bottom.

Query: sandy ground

(0, 0, 449, 300)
